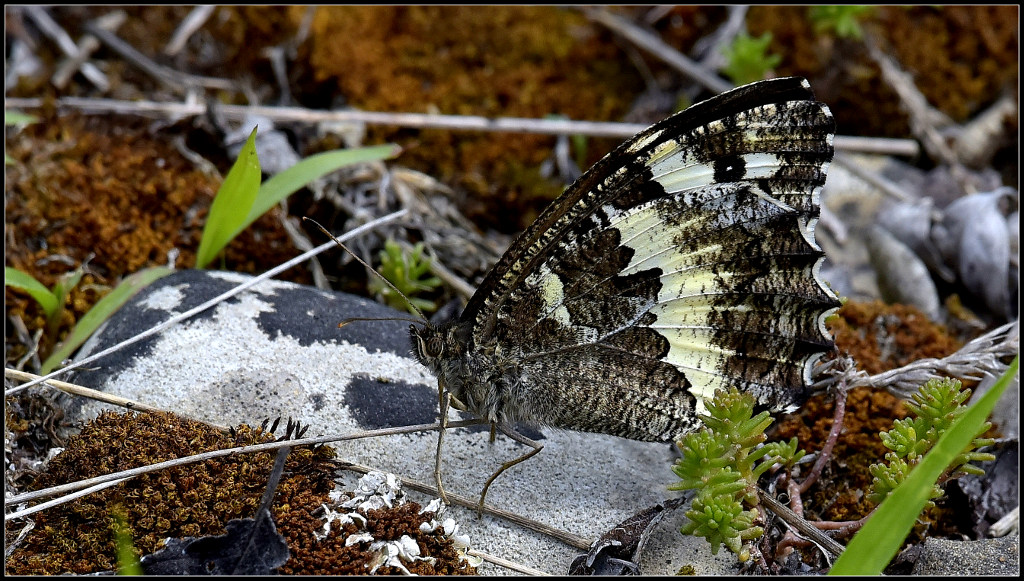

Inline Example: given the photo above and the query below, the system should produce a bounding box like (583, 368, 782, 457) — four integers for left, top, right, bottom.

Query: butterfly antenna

(302, 217, 430, 325)
(336, 316, 425, 329)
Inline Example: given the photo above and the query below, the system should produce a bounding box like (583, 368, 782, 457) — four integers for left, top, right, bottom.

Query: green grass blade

(195, 127, 262, 268)
(5, 110, 38, 125)
(112, 507, 143, 575)
(51, 265, 86, 316)
(830, 356, 1019, 574)
(6, 111, 38, 164)
(40, 267, 174, 374)
(5, 266, 60, 318)
(246, 144, 400, 225)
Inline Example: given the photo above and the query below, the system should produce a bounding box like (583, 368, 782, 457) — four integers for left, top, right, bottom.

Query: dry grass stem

(582, 6, 732, 94)
(340, 462, 593, 551)
(4, 418, 483, 511)
(3, 96, 919, 156)
(835, 321, 1019, 399)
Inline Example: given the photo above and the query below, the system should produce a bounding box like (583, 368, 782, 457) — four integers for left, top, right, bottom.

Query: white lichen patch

(342, 471, 405, 512)
(314, 471, 481, 572)
(140, 284, 187, 311)
(368, 534, 433, 574)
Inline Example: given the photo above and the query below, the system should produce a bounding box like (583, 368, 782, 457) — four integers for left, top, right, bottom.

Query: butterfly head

(409, 320, 471, 372)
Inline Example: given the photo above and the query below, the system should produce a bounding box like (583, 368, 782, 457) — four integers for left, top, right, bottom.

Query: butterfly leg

(435, 387, 473, 505)
(434, 389, 454, 505)
(476, 424, 544, 514)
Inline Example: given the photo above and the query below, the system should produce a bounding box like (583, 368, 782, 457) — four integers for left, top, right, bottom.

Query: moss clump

(5, 410, 332, 575)
(295, 6, 645, 231)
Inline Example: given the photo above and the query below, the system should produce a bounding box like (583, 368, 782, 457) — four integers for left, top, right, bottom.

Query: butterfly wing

(463, 77, 840, 441)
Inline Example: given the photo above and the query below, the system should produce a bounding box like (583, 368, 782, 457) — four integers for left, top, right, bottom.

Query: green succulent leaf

(369, 239, 442, 314)
(672, 388, 798, 558)
(832, 357, 1017, 575)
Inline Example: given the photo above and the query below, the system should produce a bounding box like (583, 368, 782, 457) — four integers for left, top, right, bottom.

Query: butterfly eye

(426, 336, 444, 357)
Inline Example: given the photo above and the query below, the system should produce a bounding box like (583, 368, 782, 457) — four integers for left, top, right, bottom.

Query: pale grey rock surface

(910, 535, 1019, 575)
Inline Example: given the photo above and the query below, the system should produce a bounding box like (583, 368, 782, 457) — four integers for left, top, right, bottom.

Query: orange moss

(4, 412, 318, 574)
(750, 6, 1018, 140)
(829, 300, 963, 375)
(4, 112, 308, 363)
(293, 6, 646, 231)
(877, 6, 1018, 123)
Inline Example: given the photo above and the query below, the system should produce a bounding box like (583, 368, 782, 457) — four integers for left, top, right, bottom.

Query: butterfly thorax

(411, 320, 529, 425)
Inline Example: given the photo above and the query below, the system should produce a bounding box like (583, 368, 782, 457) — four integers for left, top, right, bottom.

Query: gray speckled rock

(910, 535, 1019, 575)
(66, 269, 733, 575)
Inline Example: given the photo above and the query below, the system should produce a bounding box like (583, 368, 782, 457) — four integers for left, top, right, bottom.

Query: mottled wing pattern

(463, 78, 840, 441)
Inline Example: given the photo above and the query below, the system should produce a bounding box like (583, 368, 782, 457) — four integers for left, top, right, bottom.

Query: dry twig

(341, 462, 592, 551)
(4, 96, 920, 157)
(3, 418, 484, 510)
(164, 5, 216, 57)
(82, 20, 236, 93)
(23, 6, 109, 90)
(5, 368, 209, 424)
(582, 6, 732, 94)
(827, 321, 1019, 399)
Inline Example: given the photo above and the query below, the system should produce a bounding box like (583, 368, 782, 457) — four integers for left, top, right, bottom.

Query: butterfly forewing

(459, 77, 839, 441)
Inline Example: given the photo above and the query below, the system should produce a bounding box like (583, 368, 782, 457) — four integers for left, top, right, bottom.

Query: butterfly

(407, 77, 840, 508)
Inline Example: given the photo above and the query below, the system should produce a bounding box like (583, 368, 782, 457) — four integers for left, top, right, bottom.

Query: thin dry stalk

(834, 321, 1019, 399)
(23, 6, 109, 90)
(3, 418, 484, 511)
(83, 20, 235, 92)
(5, 368, 209, 424)
(757, 490, 845, 559)
(164, 5, 216, 56)
(3, 96, 920, 156)
(340, 462, 592, 551)
(582, 6, 732, 94)
(467, 549, 552, 576)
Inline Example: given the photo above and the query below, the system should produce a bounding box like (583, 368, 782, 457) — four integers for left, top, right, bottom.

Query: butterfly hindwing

(460, 77, 839, 440)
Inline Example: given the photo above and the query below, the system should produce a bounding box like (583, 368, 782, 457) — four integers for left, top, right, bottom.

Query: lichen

(278, 472, 478, 575)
